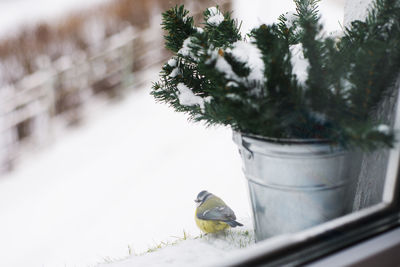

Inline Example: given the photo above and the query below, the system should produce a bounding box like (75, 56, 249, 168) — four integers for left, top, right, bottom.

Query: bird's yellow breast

(195, 213, 229, 233)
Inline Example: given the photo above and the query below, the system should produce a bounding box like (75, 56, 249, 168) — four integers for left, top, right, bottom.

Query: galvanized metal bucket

(233, 131, 362, 241)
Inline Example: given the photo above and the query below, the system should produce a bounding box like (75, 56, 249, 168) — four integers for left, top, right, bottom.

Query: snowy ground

(0, 68, 251, 267)
(99, 218, 254, 267)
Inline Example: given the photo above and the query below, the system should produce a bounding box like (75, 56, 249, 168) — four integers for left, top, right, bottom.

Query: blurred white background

(0, 0, 109, 37)
(233, 0, 345, 34)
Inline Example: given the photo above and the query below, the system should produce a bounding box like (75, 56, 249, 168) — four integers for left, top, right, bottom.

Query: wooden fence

(0, 1, 230, 174)
(0, 24, 166, 174)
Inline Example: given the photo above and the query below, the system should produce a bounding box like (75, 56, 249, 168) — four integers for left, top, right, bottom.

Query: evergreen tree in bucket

(152, 0, 400, 150)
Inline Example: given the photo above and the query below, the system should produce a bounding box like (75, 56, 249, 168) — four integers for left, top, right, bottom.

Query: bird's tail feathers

(225, 220, 243, 227)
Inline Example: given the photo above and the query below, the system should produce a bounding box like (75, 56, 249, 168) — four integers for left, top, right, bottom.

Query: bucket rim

(232, 130, 349, 157)
(233, 131, 335, 145)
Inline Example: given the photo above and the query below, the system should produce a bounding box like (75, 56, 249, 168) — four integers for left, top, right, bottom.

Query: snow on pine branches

(289, 43, 309, 86)
(152, 1, 400, 150)
(176, 83, 211, 112)
(206, 7, 225, 26)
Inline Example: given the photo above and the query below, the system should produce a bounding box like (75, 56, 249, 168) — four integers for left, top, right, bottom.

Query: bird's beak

(194, 199, 199, 203)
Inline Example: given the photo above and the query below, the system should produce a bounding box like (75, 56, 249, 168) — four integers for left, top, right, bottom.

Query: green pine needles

(152, 0, 400, 150)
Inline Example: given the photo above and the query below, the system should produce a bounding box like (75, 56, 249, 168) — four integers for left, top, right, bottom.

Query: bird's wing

(197, 205, 237, 222)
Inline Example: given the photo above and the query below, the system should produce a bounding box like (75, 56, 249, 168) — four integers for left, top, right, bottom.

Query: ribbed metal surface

(233, 131, 362, 241)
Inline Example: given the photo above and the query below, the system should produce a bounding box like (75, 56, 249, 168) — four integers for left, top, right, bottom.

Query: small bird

(194, 190, 243, 233)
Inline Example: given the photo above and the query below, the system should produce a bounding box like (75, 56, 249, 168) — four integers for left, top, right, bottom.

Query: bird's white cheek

(196, 202, 201, 207)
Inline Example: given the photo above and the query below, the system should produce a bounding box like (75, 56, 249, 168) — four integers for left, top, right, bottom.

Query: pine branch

(162, 5, 196, 53)
(203, 6, 242, 48)
(294, 0, 332, 112)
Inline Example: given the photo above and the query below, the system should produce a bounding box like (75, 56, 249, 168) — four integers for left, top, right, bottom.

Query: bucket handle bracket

(241, 138, 254, 160)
